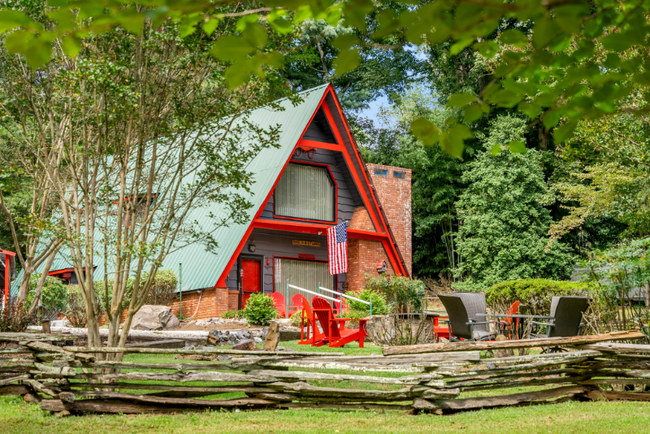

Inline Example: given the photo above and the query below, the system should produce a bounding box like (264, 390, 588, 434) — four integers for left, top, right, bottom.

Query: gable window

(275, 163, 335, 222)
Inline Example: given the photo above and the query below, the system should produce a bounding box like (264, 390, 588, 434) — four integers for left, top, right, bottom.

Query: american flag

(327, 222, 348, 275)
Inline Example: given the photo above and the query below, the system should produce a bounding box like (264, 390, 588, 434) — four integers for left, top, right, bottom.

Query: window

(275, 163, 335, 222)
(274, 258, 335, 305)
(374, 169, 388, 176)
(393, 171, 406, 179)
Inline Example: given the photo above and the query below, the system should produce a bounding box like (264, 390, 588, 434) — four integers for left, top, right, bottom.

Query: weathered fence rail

(1, 331, 650, 415)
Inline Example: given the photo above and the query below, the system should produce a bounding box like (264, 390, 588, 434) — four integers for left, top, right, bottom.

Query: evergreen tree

(454, 115, 575, 291)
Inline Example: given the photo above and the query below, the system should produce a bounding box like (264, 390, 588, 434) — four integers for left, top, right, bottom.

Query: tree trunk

(27, 253, 57, 315)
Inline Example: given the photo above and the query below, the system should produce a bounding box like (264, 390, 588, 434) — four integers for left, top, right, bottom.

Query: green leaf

(332, 48, 360, 76)
(464, 105, 484, 123)
(210, 36, 256, 62)
(474, 40, 499, 58)
(331, 34, 360, 75)
(554, 120, 578, 143)
(499, 29, 528, 47)
(5, 30, 33, 54)
(410, 118, 440, 147)
(267, 11, 293, 34)
(486, 89, 521, 108)
(0, 10, 34, 33)
(543, 110, 560, 129)
(447, 93, 476, 107)
(203, 18, 220, 36)
(61, 35, 82, 58)
(490, 144, 501, 156)
(532, 19, 562, 50)
(25, 38, 52, 69)
(116, 9, 145, 35)
(508, 140, 526, 153)
(518, 102, 541, 119)
(179, 15, 201, 38)
(259, 51, 284, 69)
(242, 23, 268, 49)
(449, 38, 474, 56)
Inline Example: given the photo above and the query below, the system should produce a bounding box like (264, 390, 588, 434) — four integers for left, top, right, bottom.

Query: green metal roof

(12, 84, 329, 296)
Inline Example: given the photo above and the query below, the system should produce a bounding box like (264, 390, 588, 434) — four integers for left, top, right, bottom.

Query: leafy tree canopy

(1, 0, 648, 157)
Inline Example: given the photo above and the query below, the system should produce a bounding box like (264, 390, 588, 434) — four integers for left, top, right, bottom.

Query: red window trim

(271, 255, 336, 294)
(272, 161, 338, 224)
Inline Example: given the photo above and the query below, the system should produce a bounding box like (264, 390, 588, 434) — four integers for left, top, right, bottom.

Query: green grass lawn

(3, 340, 650, 433)
(2, 395, 650, 434)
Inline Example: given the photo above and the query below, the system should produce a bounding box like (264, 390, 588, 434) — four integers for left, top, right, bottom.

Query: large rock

(132, 305, 180, 331)
(232, 339, 257, 351)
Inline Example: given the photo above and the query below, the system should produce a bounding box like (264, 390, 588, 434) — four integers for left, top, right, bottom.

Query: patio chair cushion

(472, 330, 493, 340)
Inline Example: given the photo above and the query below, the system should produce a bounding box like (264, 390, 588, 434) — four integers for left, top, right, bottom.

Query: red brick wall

(170, 287, 230, 319)
(366, 163, 412, 276)
(346, 238, 395, 292)
(228, 290, 239, 312)
(349, 206, 376, 232)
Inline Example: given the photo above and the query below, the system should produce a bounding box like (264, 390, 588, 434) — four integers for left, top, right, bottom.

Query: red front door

(241, 258, 261, 309)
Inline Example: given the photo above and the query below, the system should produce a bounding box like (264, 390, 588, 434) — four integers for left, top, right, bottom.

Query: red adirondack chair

(295, 294, 325, 345)
(271, 292, 286, 318)
(312, 297, 368, 348)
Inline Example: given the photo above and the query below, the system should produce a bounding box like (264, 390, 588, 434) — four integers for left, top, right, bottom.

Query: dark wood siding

(259, 149, 364, 225)
(302, 108, 337, 143)
(224, 228, 346, 294)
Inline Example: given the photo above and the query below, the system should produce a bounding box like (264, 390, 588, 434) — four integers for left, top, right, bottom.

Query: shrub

(243, 293, 278, 325)
(26, 274, 68, 318)
(0, 300, 34, 332)
(364, 275, 427, 312)
(290, 310, 304, 328)
(487, 279, 593, 315)
(222, 310, 244, 320)
(485, 278, 617, 333)
(342, 310, 370, 329)
(95, 269, 178, 314)
(347, 288, 388, 315)
(65, 284, 104, 328)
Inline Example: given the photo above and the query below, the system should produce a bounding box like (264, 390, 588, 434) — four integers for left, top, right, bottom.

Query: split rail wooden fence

(1, 331, 650, 415)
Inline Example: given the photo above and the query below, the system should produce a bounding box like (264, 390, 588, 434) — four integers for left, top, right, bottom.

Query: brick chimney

(366, 163, 412, 276)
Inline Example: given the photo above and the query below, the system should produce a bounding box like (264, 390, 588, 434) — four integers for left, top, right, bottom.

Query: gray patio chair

(438, 294, 495, 341)
(531, 296, 589, 338)
(452, 291, 489, 333)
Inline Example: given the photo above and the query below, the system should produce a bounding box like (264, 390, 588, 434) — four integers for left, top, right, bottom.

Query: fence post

(370, 296, 373, 316)
(178, 263, 183, 320)
(286, 279, 290, 319)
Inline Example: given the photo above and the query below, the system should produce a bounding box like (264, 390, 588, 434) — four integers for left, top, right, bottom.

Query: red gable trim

(214, 85, 408, 287)
(1, 250, 16, 256)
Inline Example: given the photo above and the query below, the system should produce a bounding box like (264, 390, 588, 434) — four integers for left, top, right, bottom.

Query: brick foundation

(346, 238, 395, 292)
(366, 163, 412, 275)
(168, 287, 240, 319)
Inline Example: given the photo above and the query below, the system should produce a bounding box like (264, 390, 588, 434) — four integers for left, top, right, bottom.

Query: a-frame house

(171, 83, 412, 318)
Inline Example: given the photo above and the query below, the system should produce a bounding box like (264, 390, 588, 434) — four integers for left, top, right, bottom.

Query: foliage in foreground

(242, 293, 278, 326)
